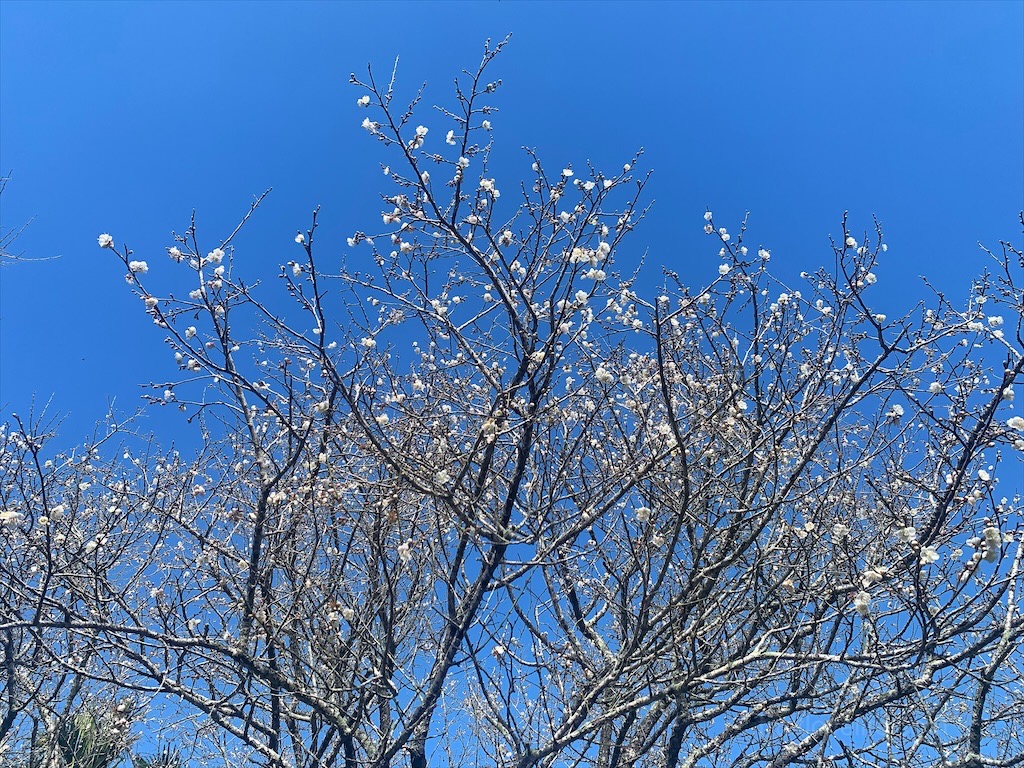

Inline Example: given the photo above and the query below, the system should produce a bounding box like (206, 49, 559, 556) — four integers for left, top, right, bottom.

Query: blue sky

(1, 0, 1022, 443)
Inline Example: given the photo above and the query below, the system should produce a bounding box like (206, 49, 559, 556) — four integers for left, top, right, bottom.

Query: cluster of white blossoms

(478, 178, 500, 198)
(853, 590, 871, 616)
(397, 539, 414, 564)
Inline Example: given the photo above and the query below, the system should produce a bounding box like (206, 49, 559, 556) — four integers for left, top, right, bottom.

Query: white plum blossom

(144, 296, 158, 309)
(977, 469, 990, 482)
(920, 546, 940, 565)
(719, 264, 731, 276)
(897, 526, 917, 543)
(594, 367, 615, 385)
(703, 211, 713, 221)
(481, 119, 491, 130)
(928, 382, 944, 394)
(128, 260, 149, 274)
(853, 591, 871, 616)
(1007, 416, 1024, 431)
(397, 539, 414, 563)
(295, 233, 305, 244)
(362, 117, 378, 132)
(357, 95, 371, 107)
(0, 510, 24, 524)
(862, 568, 885, 587)
(98, 233, 114, 249)
(207, 248, 225, 265)
(446, 130, 457, 145)
(313, 400, 330, 415)
(845, 236, 857, 248)
(983, 526, 1002, 562)
(168, 246, 183, 261)
(635, 506, 651, 523)
(562, 168, 573, 177)
(831, 523, 851, 539)
(887, 404, 904, 420)
(361, 337, 376, 349)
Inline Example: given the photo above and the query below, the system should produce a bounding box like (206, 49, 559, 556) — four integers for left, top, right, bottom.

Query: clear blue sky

(1, 0, 1022, 443)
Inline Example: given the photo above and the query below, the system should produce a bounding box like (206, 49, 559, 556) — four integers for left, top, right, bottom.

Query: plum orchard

(2, 40, 1023, 768)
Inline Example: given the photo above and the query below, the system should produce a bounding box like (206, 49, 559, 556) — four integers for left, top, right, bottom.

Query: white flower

(129, 260, 149, 274)
(0, 510, 24, 524)
(295, 233, 305, 244)
(897, 526, 917, 543)
(853, 591, 871, 616)
(845, 236, 857, 248)
(361, 117, 378, 132)
(397, 539, 413, 563)
(1002, 387, 1015, 401)
(446, 130, 457, 145)
(434, 469, 451, 485)
(829, 523, 850, 540)
(928, 382, 943, 394)
(207, 248, 225, 264)
(168, 246, 183, 261)
(292, 263, 303, 276)
(718, 263, 731, 276)
(862, 568, 884, 586)
(562, 168, 573, 177)
(887, 404, 904, 420)
(341, 606, 355, 620)
(492, 644, 505, 657)
(481, 120, 491, 130)
(864, 272, 877, 285)
(977, 469, 990, 482)
(98, 233, 114, 249)
(144, 296, 158, 309)
(1007, 416, 1024, 431)
(415, 125, 428, 138)
(988, 316, 1004, 328)
(758, 248, 770, 261)
(873, 314, 887, 323)
(651, 534, 666, 547)
(575, 290, 589, 304)
(703, 211, 713, 221)
(983, 526, 1002, 562)
(920, 546, 940, 565)
(361, 337, 376, 349)
(718, 228, 730, 242)
(594, 367, 615, 385)
(635, 506, 651, 523)
(499, 230, 513, 246)
(314, 400, 330, 414)
(357, 95, 371, 107)
(375, 414, 389, 426)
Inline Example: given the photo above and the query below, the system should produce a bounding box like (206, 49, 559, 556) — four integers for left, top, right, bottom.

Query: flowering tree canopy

(2, 40, 1023, 768)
